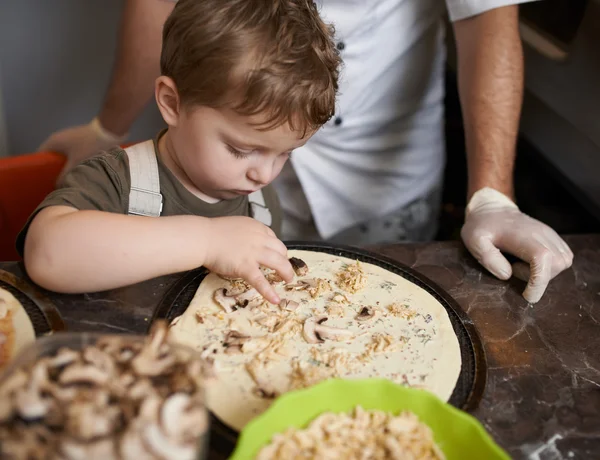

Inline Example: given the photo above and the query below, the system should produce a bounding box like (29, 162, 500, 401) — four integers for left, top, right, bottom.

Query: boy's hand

(203, 216, 294, 304)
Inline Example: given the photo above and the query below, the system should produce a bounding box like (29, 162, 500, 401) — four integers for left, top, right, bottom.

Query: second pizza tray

(0, 269, 66, 337)
(151, 242, 487, 456)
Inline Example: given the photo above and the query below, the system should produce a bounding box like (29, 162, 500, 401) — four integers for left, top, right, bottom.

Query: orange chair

(0, 152, 66, 261)
(0, 144, 137, 261)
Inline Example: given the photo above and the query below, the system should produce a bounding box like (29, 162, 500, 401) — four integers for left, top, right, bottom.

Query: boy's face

(165, 105, 311, 201)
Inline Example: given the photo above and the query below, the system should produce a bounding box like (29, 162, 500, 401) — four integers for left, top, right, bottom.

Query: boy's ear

(155, 76, 181, 126)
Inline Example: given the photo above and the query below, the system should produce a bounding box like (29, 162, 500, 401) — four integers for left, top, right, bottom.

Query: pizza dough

(169, 250, 461, 431)
(0, 287, 36, 371)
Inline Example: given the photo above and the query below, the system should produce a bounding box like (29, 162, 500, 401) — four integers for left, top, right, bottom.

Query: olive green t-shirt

(16, 136, 281, 256)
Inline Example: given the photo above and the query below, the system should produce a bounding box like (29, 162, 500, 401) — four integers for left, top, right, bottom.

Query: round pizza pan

(151, 242, 487, 457)
(0, 269, 66, 337)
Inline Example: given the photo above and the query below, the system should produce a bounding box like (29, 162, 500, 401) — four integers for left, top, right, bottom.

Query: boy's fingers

(267, 237, 289, 256)
(260, 249, 295, 283)
(246, 268, 279, 304)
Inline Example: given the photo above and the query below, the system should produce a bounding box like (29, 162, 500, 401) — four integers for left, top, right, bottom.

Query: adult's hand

(39, 118, 127, 183)
(461, 187, 573, 303)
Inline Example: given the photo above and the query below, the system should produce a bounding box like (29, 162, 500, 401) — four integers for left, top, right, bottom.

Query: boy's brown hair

(161, 0, 340, 135)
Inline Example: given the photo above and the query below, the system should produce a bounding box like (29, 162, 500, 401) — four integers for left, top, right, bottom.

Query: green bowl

(230, 378, 509, 460)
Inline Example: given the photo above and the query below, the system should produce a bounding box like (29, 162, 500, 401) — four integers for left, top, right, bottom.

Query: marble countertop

(2, 234, 599, 459)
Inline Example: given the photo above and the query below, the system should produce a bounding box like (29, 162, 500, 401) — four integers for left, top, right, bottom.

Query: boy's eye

(226, 144, 250, 159)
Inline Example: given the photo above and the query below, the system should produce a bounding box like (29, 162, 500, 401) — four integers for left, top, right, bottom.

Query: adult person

(39, 0, 573, 303)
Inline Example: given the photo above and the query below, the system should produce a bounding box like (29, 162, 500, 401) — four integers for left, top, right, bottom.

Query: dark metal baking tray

(0, 269, 66, 336)
(152, 242, 487, 458)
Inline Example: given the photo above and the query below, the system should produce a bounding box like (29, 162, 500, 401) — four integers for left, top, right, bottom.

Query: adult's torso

(275, 0, 448, 238)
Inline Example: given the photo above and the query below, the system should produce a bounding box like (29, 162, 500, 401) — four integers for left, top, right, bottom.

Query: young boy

(17, 0, 340, 304)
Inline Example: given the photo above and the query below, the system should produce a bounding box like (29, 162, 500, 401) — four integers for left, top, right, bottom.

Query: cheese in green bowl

(230, 378, 509, 460)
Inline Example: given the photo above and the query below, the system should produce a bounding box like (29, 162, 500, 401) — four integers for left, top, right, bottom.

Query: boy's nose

(247, 163, 273, 186)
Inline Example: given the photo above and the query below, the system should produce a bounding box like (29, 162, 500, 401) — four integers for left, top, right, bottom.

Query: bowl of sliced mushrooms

(230, 378, 510, 460)
(0, 321, 210, 460)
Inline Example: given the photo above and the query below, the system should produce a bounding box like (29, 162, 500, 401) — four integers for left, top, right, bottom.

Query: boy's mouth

(233, 189, 256, 195)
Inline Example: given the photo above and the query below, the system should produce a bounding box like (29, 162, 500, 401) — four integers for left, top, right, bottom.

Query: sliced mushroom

(65, 401, 120, 441)
(41, 381, 78, 403)
(285, 280, 311, 291)
(159, 392, 207, 442)
(223, 330, 251, 354)
(142, 423, 196, 460)
(50, 348, 80, 368)
(234, 288, 261, 307)
(289, 257, 309, 276)
(279, 299, 300, 312)
(303, 316, 354, 343)
(119, 424, 156, 460)
(138, 395, 162, 422)
(59, 364, 109, 386)
(314, 320, 354, 342)
(265, 272, 284, 284)
(302, 316, 327, 344)
(213, 288, 237, 313)
(60, 438, 117, 460)
(127, 379, 155, 401)
(83, 346, 115, 376)
(356, 306, 375, 321)
(15, 385, 49, 420)
(131, 350, 176, 377)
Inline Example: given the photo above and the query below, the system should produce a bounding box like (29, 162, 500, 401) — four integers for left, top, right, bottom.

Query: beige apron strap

(125, 140, 163, 217)
(249, 190, 272, 227)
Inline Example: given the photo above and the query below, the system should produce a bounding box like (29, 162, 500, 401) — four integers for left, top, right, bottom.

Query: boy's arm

(24, 206, 293, 303)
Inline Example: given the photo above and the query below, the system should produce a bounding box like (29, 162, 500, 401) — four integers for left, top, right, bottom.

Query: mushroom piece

(161, 393, 190, 437)
(279, 299, 299, 312)
(302, 316, 327, 344)
(213, 288, 238, 313)
(60, 438, 117, 460)
(285, 280, 311, 291)
(41, 381, 78, 403)
(15, 385, 49, 421)
(132, 352, 176, 377)
(49, 348, 80, 369)
(289, 257, 309, 276)
(234, 288, 262, 307)
(303, 316, 354, 343)
(65, 401, 120, 441)
(142, 423, 197, 460)
(59, 364, 109, 386)
(223, 330, 251, 354)
(131, 334, 176, 377)
(356, 306, 375, 321)
(314, 320, 354, 342)
(119, 424, 156, 460)
(83, 346, 115, 376)
(160, 393, 208, 442)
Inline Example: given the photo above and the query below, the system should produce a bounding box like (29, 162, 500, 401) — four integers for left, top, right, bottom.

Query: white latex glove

(39, 118, 127, 183)
(461, 187, 573, 303)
